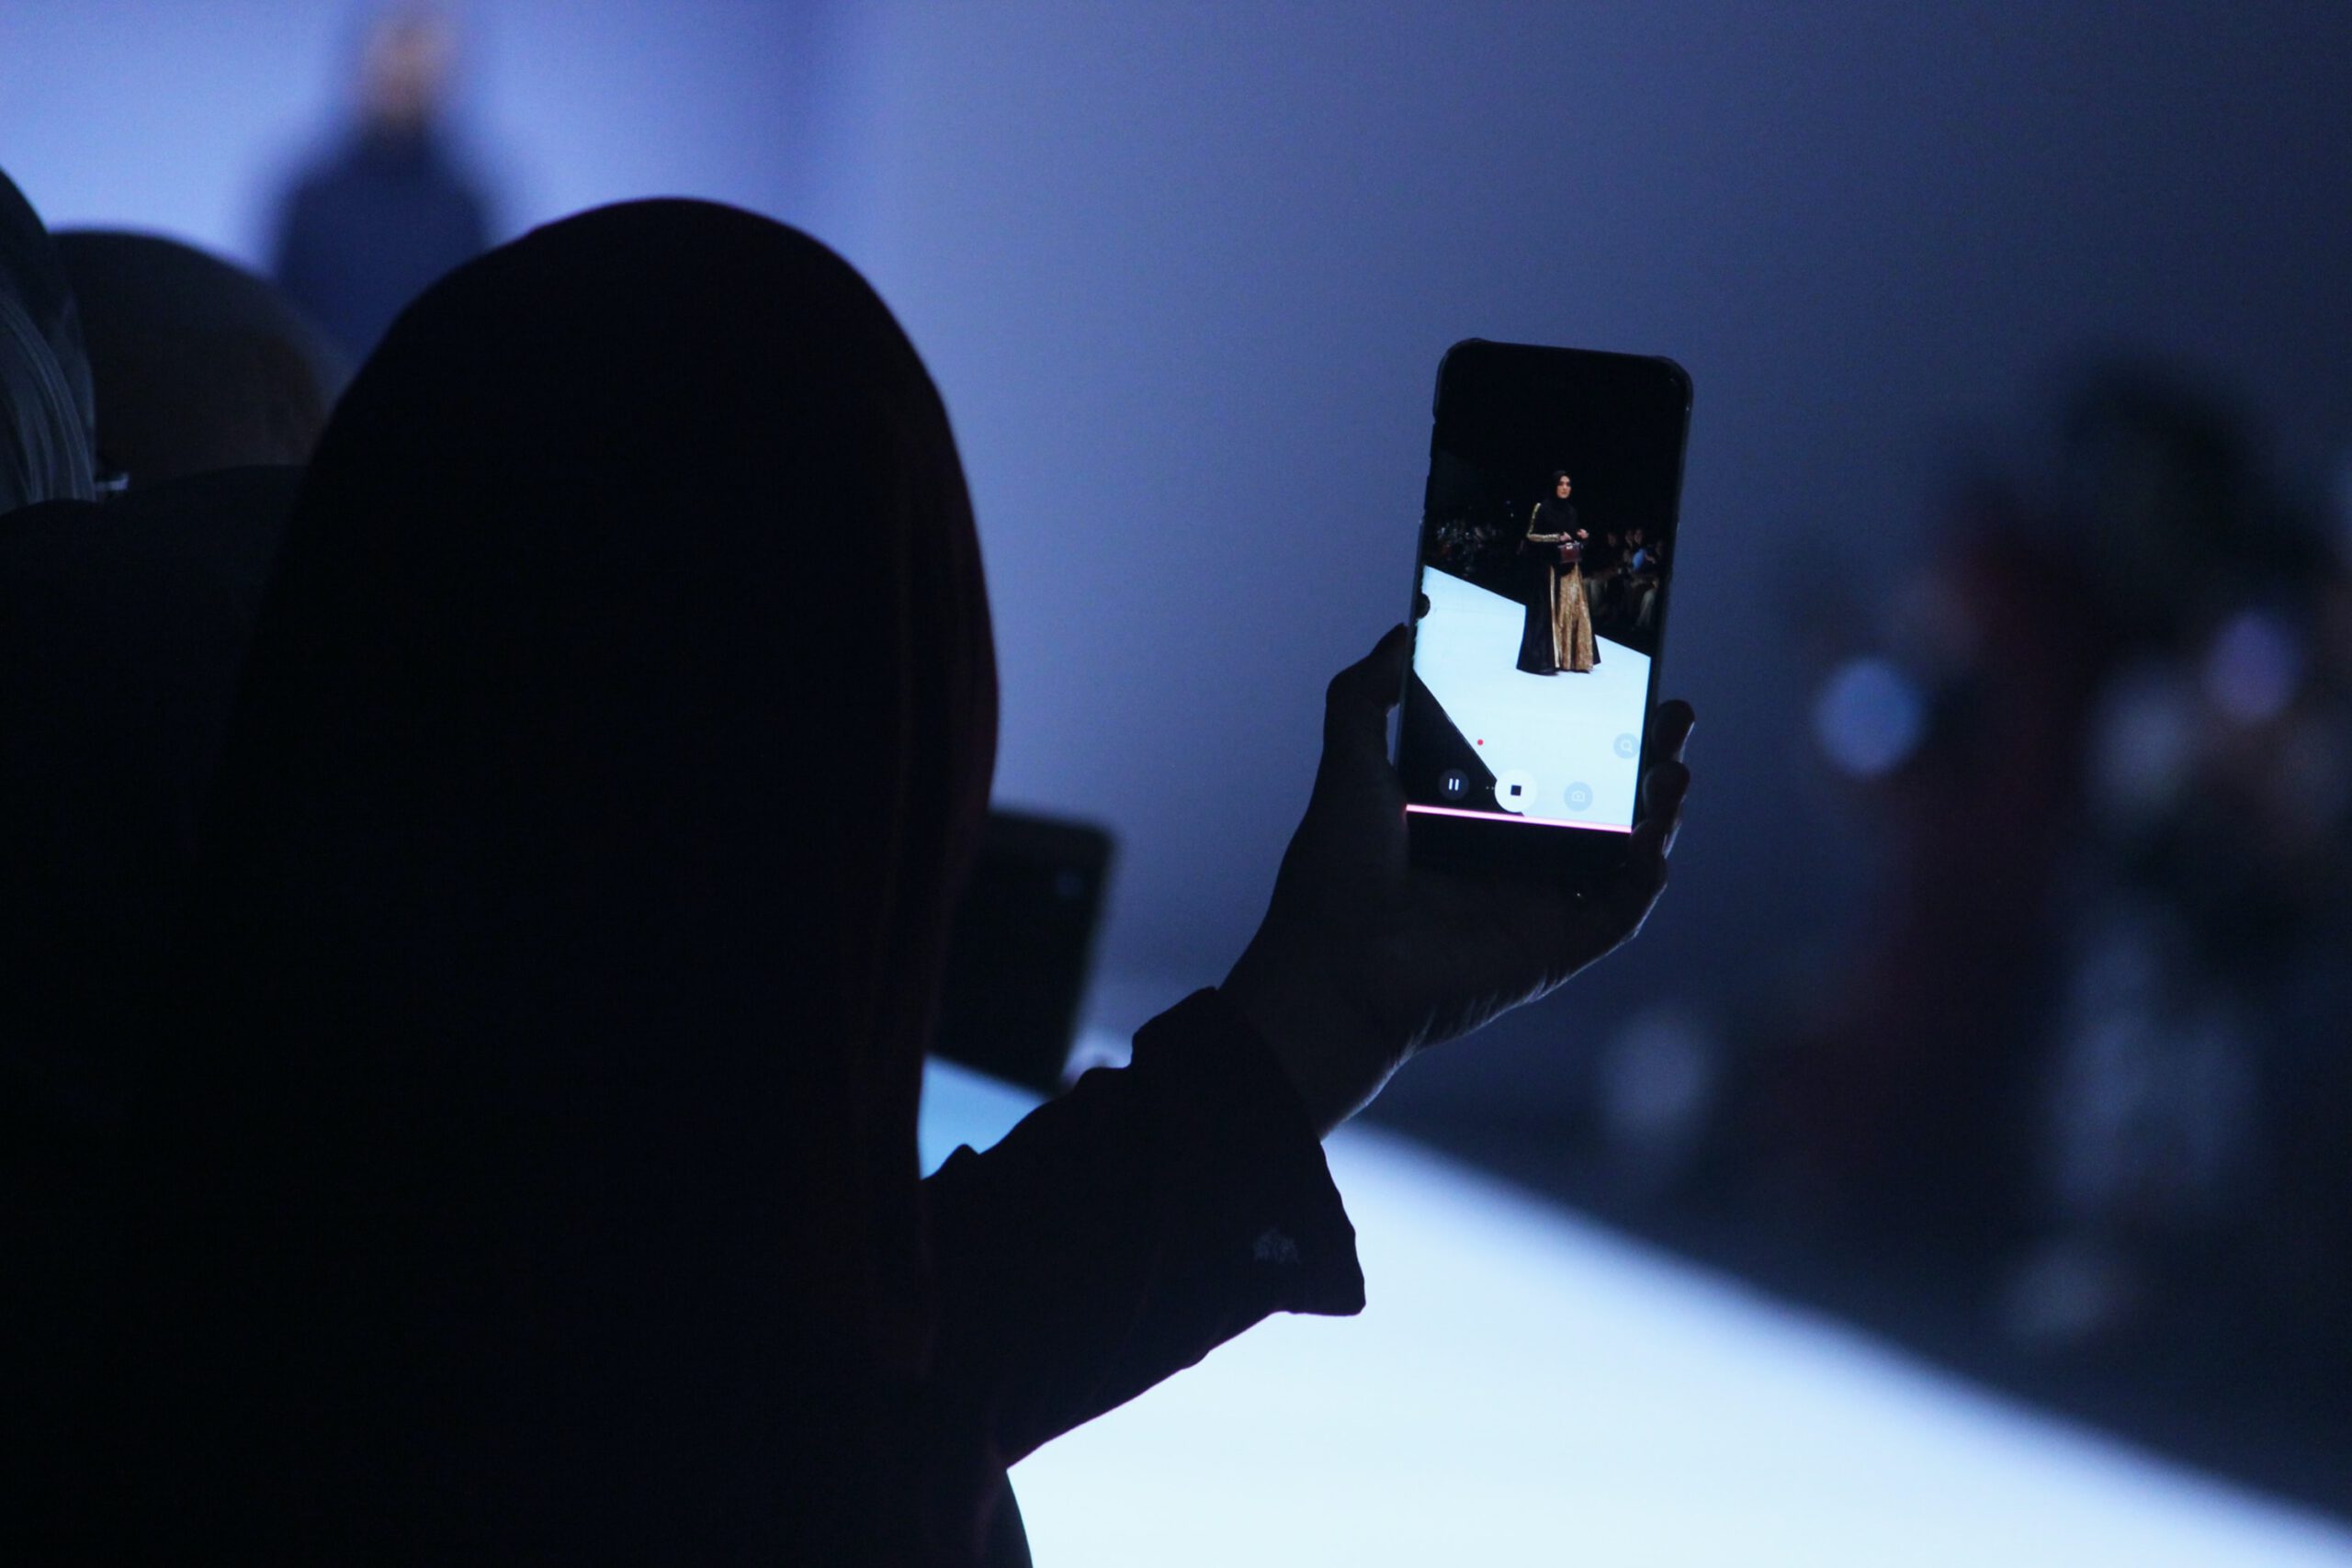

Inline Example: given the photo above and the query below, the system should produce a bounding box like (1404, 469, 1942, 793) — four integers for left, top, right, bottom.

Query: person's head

(358, 6, 458, 134)
(56, 231, 350, 486)
(182, 205, 995, 1404)
(201, 192, 994, 1016)
(0, 167, 94, 511)
(1552, 470, 1572, 500)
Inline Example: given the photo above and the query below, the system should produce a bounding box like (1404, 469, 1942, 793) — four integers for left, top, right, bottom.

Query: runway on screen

(1413, 567, 1650, 827)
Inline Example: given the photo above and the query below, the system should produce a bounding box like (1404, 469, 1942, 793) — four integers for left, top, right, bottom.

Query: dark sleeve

(919, 987, 1364, 1466)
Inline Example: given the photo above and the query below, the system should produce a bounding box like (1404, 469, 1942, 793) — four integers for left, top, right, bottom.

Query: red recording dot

(1476, 739, 1484, 745)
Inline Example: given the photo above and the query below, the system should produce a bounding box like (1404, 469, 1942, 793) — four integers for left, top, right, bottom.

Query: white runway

(1413, 567, 1653, 829)
(922, 1053, 2352, 1567)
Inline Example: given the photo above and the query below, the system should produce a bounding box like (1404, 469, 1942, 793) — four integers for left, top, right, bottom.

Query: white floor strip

(1413, 567, 1652, 828)
(921, 1053, 2352, 1566)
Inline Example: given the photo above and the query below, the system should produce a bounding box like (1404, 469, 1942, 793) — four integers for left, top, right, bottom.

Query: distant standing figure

(1518, 469, 1598, 674)
(271, 7, 489, 363)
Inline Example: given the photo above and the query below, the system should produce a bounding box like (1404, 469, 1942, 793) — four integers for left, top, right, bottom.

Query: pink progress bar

(1406, 804, 1634, 833)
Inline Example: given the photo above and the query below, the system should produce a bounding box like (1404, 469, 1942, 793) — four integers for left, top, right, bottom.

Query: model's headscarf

(0, 170, 96, 511)
(56, 229, 350, 485)
(140, 199, 997, 1552)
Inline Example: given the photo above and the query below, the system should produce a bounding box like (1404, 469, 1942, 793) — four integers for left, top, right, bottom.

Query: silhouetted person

(1773, 368, 2340, 1269)
(1, 466, 300, 1134)
(58, 231, 349, 486)
(20, 201, 1690, 1563)
(1625, 525, 1662, 629)
(270, 7, 489, 362)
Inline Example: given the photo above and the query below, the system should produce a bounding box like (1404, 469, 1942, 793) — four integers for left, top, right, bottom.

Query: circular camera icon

(1565, 782, 1594, 812)
(1612, 733, 1638, 760)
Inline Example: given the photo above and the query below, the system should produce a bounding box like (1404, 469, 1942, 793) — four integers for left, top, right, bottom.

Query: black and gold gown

(1516, 499, 1598, 674)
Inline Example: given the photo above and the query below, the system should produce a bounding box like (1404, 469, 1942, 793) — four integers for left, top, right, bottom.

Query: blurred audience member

(270, 6, 491, 362)
(1, 467, 301, 1130)
(0, 170, 96, 512)
(58, 231, 349, 487)
(1781, 367, 2352, 1363)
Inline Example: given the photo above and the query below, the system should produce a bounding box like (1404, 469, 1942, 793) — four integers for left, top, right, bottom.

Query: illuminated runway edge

(922, 1052, 2352, 1567)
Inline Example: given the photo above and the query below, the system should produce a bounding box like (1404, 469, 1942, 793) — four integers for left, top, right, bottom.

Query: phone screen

(1399, 341, 1690, 845)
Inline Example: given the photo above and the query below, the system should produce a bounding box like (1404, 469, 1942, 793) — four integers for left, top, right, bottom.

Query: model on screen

(1517, 469, 1597, 675)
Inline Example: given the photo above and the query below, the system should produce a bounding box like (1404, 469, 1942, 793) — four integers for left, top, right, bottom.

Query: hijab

(55, 229, 350, 485)
(132, 199, 997, 1554)
(0, 169, 96, 511)
(1, 466, 301, 1116)
(4, 466, 304, 1553)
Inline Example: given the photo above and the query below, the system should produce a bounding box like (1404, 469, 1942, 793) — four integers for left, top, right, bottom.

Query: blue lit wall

(6, 2, 2349, 1119)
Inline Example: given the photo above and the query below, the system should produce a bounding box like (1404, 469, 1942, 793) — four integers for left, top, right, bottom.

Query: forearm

(918, 990, 1363, 1463)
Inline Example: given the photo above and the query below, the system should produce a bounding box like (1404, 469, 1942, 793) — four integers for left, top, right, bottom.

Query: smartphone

(933, 808, 1112, 1093)
(1398, 340, 1692, 876)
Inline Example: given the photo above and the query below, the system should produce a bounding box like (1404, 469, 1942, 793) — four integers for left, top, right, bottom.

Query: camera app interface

(1403, 345, 1687, 833)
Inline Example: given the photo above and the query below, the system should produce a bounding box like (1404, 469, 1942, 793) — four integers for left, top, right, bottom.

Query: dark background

(1428, 343, 1689, 536)
(1421, 340, 1687, 657)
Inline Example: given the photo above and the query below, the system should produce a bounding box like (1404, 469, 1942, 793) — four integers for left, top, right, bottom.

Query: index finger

(1645, 699, 1695, 768)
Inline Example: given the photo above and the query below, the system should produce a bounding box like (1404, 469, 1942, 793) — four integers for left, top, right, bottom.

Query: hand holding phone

(1220, 626, 1693, 1139)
